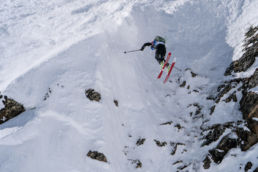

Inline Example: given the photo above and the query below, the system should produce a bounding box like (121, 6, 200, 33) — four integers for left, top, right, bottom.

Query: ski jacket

(141, 36, 166, 51)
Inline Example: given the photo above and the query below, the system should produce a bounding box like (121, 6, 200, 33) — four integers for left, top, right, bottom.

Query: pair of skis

(157, 52, 176, 83)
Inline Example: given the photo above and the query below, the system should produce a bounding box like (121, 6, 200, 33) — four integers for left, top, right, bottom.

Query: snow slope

(0, 0, 258, 172)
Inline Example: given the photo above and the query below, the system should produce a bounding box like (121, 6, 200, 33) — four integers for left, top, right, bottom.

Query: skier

(140, 36, 168, 67)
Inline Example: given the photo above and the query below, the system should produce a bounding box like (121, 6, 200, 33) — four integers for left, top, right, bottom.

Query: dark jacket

(141, 42, 166, 63)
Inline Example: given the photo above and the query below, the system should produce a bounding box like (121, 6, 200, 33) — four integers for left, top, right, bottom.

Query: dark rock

(193, 103, 202, 116)
(245, 26, 258, 38)
(43, 88, 52, 101)
(178, 163, 190, 170)
(242, 133, 257, 151)
(210, 105, 216, 115)
(240, 91, 258, 120)
(136, 138, 146, 146)
(225, 26, 258, 75)
(203, 156, 211, 169)
(87, 150, 107, 162)
(201, 124, 226, 146)
(215, 84, 233, 103)
(173, 160, 183, 165)
(154, 139, 167, 147)
(170, 142, 185, 155)
(209, 149, 226, 164)
(185, 68, 198, 77)
(244, 161, 252, 172)
(209, 135, 238, 164)
(128, 159, 142, 168)
(114, 100, 118, 107)
(236, 127, 250, 143)
(180, 81, 186, 87)
(216, 135, 238, 151)
(246, 69, 258, 89)
(207, 95, 215, 100)
(235, 127, 257, 151)
(160, 121, 173, 125)
(85, 89, 101, 102)
(224, 92, 237, 103)
(187, 85, 190, 89)
(0, 96, 25, 124)
(191, 71, 197, 77)
(174, 123, 183, 130)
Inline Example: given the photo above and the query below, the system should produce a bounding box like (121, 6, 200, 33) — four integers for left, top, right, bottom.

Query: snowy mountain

(0, 0, 257, 172)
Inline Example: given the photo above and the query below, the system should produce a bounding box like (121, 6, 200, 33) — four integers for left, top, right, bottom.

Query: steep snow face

(0, 0, 137, 91)
(0, 0, 258, 172)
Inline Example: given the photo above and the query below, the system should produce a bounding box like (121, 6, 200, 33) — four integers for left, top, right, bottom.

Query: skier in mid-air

(140, 36, 169, 67)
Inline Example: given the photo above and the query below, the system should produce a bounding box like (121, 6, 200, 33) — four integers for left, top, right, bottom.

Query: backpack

(151, 36, 166, 50)
(154, 36, 166, 44)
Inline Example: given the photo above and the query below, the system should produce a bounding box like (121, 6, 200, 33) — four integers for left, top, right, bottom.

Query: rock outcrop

(0, 95, 25, 124)
(203, 26, 258, 169)
(85, 89, 101, 102)
(225, 26, 258, 75)
(87, 150, 107, 162)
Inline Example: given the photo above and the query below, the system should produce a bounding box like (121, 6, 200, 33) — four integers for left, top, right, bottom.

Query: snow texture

(0, 0, 257, 172)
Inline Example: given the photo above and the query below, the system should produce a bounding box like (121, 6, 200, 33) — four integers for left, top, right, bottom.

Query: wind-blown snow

(0, 0, 257, 172)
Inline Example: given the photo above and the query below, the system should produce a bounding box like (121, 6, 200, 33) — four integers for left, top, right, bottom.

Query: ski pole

(124, 49, 141, 54)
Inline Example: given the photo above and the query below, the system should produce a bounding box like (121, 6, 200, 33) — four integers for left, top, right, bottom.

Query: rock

(43, 88, 52, 101)
(174, 123, 183, 130)
(209, 149, 226, 164)
(185, 68, 198, 77)
(0, 96, 25, 124)
(114, 100, 119, 107)
(224, 92, 237, 103)
(215, 84, 233, 103)
(249, 104, 258, 119)
(191, 71, 197, 77)
(180, 81, 186, 87)
(254, 167, 258, 172)
(225, 26, 258, 75)
(201, 124, 226, 146)
(178, 163, 190, 170)
(210, 105, 216, 115)
(173, 160, 183, 165)
(246, 68, 258, 89)
(136, 138, 146, 146)
(203, 156, 211, 169)
(193, 89, 199, 93)
(154, 139, 167, 147)
(170, 142, 185, 155)
(85, 89, 101, 102)
(193, 103, 202, 116)
(245, 26, 258, 38)
(128, 159, 142, 168)
(209, 135, 238, 164)
(207, 95, 215, 100)
(240, 91, 258, 120)
(244, 161, 252, 172)
(87, 150, 107, 162)
(216, 135, 238, 151)
(160, 121, 173, 125)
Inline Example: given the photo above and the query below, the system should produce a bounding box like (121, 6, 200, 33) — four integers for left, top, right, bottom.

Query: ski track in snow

(0, 0, 258, 172)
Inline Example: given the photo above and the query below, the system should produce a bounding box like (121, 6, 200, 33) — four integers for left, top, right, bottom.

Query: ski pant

(155, 44, 166, 64)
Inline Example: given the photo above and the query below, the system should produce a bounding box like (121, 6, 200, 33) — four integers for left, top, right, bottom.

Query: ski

(157, 52, 171, 79)
(163, 57, 176, 84)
